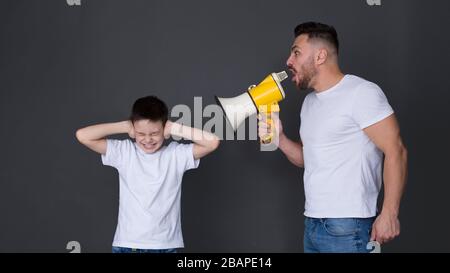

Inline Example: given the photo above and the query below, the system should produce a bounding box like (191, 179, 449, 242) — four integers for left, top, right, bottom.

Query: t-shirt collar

(134, 142, 165, 156)
(315, 74, 348, 99)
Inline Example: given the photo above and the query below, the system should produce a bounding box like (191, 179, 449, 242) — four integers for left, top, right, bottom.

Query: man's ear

(315, 48, 328, 65)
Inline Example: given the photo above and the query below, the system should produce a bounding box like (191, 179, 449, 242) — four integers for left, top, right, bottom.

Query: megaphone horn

(215, 71, 288, 133)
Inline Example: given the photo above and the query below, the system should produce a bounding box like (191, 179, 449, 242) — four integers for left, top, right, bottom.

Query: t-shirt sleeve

(351, 82, 394, 129)
(101, 139, 130, 170)
(172, 142, 200, 171)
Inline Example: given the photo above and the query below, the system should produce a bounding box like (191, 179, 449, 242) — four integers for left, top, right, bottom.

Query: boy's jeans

(304, 217, 376, 253)
(112, 247, 177, 253)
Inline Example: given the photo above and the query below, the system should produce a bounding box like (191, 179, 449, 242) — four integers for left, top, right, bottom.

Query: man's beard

(297, 56, 317, 90)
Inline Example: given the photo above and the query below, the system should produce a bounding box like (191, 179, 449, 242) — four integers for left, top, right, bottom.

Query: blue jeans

(112, 246, 177, 253)
(304, 217, 376, 253)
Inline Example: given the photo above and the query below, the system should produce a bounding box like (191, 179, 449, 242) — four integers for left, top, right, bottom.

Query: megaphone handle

(260, 103, 280, 145)
(261, 113, 273, 144)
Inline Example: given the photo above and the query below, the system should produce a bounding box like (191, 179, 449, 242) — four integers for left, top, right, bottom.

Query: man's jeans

(112, 247, 177, 253)
(304, 217, 376, 253)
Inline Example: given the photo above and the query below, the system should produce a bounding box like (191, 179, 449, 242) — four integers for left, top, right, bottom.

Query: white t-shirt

(101, 139, 199, 249)
(300, 75, 394, 218)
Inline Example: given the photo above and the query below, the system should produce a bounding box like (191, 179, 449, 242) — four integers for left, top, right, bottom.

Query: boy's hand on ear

(127, 121, 135, 139)
(164, 120, 173, 139)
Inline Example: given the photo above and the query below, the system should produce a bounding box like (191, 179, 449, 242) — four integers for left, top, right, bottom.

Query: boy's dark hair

(294, 22, 339, 54)
(130, 96, 168, 125)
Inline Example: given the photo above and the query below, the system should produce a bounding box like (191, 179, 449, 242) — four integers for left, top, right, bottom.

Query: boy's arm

(165, 121, 220, 160)
(76, 121, 133, 154)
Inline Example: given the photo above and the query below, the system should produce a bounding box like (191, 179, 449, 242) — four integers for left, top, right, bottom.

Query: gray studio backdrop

(1, 0, 449, 253)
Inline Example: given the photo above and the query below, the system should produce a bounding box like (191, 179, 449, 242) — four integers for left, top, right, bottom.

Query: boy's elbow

(75, 129, 87, 144)
(205, 135, 220, 152)
(210, 138, 220, 151)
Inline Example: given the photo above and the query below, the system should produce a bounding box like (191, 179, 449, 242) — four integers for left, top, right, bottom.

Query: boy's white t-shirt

(300, 75, 394, 218)
(101, 140, 199, 249)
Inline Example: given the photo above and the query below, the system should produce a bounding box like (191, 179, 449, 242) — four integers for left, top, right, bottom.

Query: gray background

(0, 0, 449, 253)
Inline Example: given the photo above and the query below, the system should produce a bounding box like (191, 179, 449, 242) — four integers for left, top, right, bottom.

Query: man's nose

(286, 55, 293, 68)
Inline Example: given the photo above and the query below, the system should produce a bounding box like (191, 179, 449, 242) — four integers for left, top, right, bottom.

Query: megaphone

(215, 71, 288, 144)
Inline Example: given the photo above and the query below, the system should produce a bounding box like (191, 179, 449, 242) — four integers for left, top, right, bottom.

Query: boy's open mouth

(142, 143, 157, 149)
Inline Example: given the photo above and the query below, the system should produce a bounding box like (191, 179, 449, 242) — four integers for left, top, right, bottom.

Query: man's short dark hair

(294, 22, 339, 54)
(130, 96, 168, 125)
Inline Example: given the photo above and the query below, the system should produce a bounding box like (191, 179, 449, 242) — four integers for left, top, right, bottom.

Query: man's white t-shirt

(300, 75, 394, 218)
(101, 139, 199, 249)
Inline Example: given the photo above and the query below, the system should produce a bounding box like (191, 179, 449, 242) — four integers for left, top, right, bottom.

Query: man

(259, 22, 408, 253)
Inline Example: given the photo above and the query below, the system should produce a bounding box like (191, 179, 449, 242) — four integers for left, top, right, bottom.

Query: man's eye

(294, 51, 300, 56)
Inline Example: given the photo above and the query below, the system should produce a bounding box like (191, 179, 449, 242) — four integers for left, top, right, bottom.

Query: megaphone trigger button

(248, 85, 256, 91)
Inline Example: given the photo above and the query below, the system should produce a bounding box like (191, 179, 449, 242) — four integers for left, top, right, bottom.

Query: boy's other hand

(164, 120, 173, 139)
(127, 120, 135, 139)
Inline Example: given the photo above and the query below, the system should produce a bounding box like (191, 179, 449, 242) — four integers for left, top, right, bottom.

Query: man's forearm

(76, 121, 130, 142)
(278, 133, 304, 168)
(381, 147, 408, 216)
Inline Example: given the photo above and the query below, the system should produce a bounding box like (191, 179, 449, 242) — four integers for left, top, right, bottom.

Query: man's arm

(363, 114, 408, 244)
(76, 121, 133, 154)
(165, 121, 220, 160)
(278, 133, 304, 168)
(258, 115, 304, 167)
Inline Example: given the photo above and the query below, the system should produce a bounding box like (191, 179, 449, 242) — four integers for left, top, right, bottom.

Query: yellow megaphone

(215, 71, 288, 144)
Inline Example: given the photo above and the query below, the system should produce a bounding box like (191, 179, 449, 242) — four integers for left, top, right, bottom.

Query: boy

(76, 96, 220, 253)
